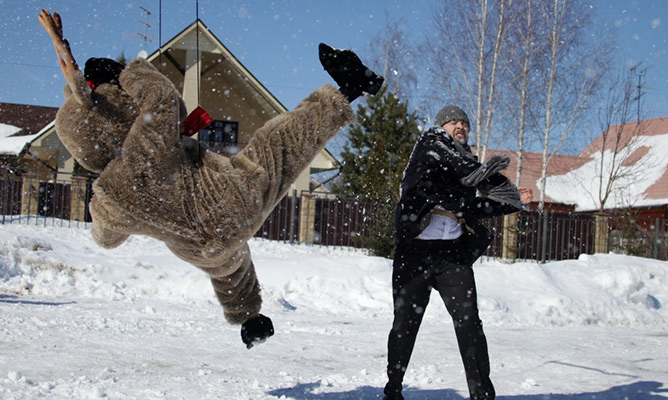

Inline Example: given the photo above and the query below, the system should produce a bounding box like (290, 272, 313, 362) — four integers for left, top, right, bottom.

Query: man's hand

(518, 187, 533, 204)
(38, 9, 79, 81)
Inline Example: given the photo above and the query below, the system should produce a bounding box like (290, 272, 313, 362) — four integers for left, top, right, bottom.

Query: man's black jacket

(394, 127, 522, 249)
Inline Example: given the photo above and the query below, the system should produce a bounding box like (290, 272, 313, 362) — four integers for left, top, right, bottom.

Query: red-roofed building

(473, 116, 668, 221)
(478, 148, 590, 212)
(581, 117, 668, 209)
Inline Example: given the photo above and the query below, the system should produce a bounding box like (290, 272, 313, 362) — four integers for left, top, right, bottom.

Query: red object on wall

(182, 106, 213, 137)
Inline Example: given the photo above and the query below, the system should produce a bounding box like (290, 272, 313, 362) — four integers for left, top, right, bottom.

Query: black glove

(461, 154, 510, 187)
(478, 178, 524, 210)
(318, 42, 384, 102)
(241, 314, 274, 349)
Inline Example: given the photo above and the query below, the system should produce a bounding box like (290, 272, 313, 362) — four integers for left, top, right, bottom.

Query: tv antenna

(125, 5, 156, 50)
(630, 62, 648, 122)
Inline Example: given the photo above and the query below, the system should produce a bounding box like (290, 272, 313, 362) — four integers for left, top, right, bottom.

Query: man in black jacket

(383, 106, 532, 400)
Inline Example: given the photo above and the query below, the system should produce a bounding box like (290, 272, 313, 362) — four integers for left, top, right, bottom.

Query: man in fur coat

(384, 106, 532, 400)
(38, 9, 383, 349)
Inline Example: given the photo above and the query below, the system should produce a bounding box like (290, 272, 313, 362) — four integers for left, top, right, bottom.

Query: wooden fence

(1, 173, 666, 261)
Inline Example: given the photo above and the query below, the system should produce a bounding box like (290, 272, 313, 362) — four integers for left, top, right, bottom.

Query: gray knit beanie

(434, 105, 470, 128)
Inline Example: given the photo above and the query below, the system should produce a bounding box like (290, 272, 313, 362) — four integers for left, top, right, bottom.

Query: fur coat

(56, 58, 355, 324)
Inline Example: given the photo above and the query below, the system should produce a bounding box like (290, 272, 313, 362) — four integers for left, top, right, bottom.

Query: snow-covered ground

(1, 222, 667, 399)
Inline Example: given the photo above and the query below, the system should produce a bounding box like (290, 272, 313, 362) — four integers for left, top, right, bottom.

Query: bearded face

(442, 119, 469, 145)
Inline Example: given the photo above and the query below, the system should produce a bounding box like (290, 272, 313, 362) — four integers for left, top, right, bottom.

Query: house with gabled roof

(0, 18, 338, 194)
(474, 116, 668, 220)
(479, 148, 591, 212)
(0, 103, 59, 177)
(570, 116, 668, 216)
(542, 116, 668, 221)
(144, 19, 338, 193)
(479, 117, 668, 258)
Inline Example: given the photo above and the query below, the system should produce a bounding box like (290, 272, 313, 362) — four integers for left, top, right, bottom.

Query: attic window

(199, 120, 238, 154)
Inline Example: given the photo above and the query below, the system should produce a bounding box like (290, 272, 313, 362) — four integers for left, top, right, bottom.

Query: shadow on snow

(0, 293, 75, 306)
(268, 380, 667, 399)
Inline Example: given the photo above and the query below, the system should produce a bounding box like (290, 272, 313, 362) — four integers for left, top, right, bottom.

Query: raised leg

(231, 84, 354, 218)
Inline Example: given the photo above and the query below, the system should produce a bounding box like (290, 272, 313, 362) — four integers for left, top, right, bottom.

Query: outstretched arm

(38, 9, 79, 82)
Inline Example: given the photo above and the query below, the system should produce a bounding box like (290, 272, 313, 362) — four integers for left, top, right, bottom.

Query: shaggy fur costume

(57, 58, 355, 324)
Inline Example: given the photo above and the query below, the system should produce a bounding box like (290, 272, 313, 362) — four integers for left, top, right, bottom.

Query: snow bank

(1, 223, 666, 328)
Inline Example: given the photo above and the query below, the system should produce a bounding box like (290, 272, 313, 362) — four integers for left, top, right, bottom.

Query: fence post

(21, 175, 39, 218)
(70, 175, 89, 222)
(654, 217, 660, 259)
(1, 169, 7, 224)
(541, 210, 548, 262)
(502, 213, 519, 260)
(289, 190, 297, 244)
(299, 193, 316, 244)
(594, 214, 610, 254)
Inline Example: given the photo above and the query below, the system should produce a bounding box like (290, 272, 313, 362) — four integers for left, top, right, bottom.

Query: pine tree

(116, 52, 128, 66)
(332, 86, 421, 257)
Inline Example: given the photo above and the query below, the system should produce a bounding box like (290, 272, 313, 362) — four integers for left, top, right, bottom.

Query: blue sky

(1, 0, 667, 121)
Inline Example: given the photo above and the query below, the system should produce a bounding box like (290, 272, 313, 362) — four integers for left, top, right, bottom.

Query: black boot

(318, 42, 384, 102)
(382, 391, 404, 400)
(241, 314, 274, 349)
(383, 382, 404, 400)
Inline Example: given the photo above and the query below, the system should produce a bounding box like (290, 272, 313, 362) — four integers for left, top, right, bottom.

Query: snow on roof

(0, 122, 22, 139)
(545, 132, 668, 211)
(0, 121, 53, 156)
(0, 102, 59, 135)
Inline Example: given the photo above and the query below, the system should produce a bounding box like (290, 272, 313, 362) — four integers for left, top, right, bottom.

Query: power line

(0, 61, 58, 70)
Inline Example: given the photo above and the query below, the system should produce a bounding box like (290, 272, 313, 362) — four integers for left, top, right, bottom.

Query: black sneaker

(318, 42, 384, 101)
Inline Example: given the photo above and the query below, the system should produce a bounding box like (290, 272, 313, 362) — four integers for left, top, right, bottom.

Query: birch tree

(423, 0, 512, 160)
(366, 13, 419, 103)
(501, 0, 546, 186)
(535, 0, 612, 210)
(478, 0, 507, 162)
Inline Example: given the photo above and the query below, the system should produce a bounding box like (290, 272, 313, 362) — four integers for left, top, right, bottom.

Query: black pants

(385, 241, 495, 400)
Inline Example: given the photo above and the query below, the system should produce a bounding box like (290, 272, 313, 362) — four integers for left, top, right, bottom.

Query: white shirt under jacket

(417, 205, 463, 240)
